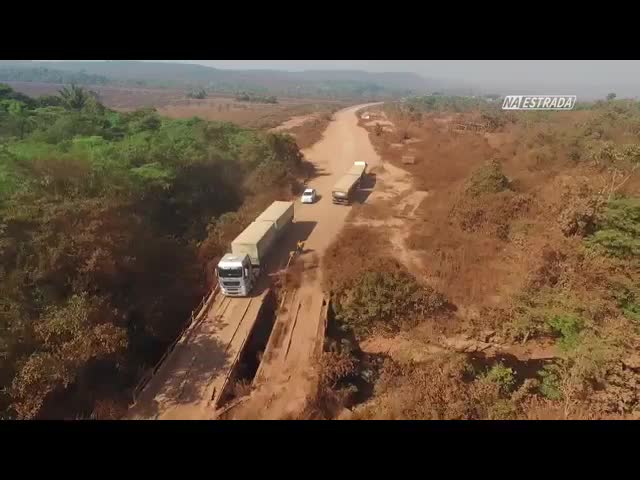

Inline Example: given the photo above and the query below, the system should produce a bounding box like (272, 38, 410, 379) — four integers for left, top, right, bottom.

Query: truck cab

(216, 201, 294, 297)
(216, 254, 257, 296)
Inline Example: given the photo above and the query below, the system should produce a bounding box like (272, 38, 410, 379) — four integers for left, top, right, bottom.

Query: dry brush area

(314, 100, 640, 420)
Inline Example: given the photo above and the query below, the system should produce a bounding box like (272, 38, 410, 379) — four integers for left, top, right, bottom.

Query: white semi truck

(332, 161, 368, 205)
(216, 201, 294, 297)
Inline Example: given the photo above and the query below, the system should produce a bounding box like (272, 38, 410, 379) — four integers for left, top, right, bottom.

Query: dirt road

(269, 113, 319, 132)
(127, 103, 380, 420)
(228, 103, 382, 419)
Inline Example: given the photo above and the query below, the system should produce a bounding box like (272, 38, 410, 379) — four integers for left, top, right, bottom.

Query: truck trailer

(347, 161, 367, 177)
(332, 161, 368, 205)
(217, 201, 294, 296)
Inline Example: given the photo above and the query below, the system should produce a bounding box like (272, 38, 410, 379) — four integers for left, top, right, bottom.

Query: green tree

(83, 91, 105, 115)
(606, 92, 617, 101)
(484, 363, 515, 394)
(587, 197, 640, 259)
(4, 100, 31, 139)
(58, 84, 90, 110)
(538, 333, 619, 418)
(546, 314, 585, 351)
(465, 159, 511, 197)
(10, 294, 127, 419)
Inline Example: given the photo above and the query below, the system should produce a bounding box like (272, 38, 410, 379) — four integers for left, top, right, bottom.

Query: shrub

(587, 197, 640, 259)
(546, 314, 585, 351)
(486, 399, 518, 419)
(537, 332, 621, 417)
(539, 364, 563, 400)
(130, 162, 175, 190)
(404, 95, 492, 113)
(304, 349, 359, 419)
(465, 159, 511, 197)
(234, 92, 278, 104)
(586, 141, 640, 167)
(333, 268, 447, 336)
(558, 196, 603, 237)
(187, 89, 207, 99)
(481, 110, 515, 131)
(508, 288, 583, 342)
(353, 355, 476, 420)
(611, 281, 640, 324)
(10, 294, 127, 419)
(483, 362, 516, 394)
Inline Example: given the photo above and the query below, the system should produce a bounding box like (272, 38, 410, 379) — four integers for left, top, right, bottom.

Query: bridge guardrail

(131, 284, 220, 403)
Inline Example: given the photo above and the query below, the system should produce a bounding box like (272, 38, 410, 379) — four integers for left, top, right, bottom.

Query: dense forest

(0, 83, 307, 419)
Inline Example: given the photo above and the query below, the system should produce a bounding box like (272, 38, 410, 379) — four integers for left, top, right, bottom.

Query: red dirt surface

(227, 103, 383, 419)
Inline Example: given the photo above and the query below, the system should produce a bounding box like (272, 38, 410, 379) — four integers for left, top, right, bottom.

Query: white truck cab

(216, 254, 257, 296)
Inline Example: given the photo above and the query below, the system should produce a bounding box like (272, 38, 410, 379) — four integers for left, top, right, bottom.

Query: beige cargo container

(332, 162, 368, 205)
(255, 200, 294, 233)
(230, 221, 277, 267)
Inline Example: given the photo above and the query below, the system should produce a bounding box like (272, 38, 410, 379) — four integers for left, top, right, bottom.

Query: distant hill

(0, 64, 111, 86)
(0, 61, 461, 99)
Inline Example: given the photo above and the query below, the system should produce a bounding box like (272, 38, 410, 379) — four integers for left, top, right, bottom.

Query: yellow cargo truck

(332, 161, 367, 205)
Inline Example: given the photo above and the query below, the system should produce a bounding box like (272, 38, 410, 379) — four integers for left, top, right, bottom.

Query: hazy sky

(176, 60, 635, 79)
(165, 60, 640, 97)
(40, 60, 640, 98)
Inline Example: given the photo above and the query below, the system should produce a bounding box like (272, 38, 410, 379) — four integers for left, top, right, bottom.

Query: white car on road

(301, 188, 317, 204)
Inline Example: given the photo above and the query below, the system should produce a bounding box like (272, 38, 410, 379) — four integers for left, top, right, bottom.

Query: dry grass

(315, 103, 640, 420)
(322, 225, 394, 294)
(90, 399, 128, 420)
(356, 108, 634, 321)
(160, 100, 343, 130)
(348, 201, 395, 222)
(286, 112, 334, 150)
(351, 353, 541, 420)
(282, 256, 305, 290)
(300, 350, 358, 420)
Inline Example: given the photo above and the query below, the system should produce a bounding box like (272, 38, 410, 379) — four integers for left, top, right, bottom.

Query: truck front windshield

(218, 267, 243, 278)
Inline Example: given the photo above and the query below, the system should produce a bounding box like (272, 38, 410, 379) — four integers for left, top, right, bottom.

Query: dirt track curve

(127, 103, 381, 420)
